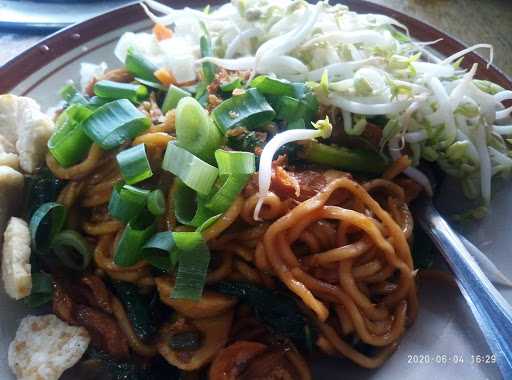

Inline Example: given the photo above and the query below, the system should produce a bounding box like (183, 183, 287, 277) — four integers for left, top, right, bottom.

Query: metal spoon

(413, 196, 512, 378)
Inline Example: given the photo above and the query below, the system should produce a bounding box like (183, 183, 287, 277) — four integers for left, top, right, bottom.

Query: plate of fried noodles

(0, 1, 511, 379)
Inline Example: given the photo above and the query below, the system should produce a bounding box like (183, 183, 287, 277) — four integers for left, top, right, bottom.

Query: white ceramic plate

(0, 1, 511, 379)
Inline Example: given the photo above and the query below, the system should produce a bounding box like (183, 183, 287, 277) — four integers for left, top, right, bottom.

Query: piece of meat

(53, 281, 77, 325)
(270, 167, 327, 202)
(75, 304, 130, 359)
(80, 275, 113, 314)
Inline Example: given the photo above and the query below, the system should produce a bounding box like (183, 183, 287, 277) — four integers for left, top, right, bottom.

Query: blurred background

(0, 0, 511, 76)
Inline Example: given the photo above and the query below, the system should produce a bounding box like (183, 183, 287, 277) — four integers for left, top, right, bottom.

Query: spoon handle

(414, 198, 512, 378)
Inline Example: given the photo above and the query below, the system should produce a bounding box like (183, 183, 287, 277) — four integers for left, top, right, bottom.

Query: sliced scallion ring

(51, 230, 92, 271)
(171, 231, 210, 301)
(212, 88, 275, 132)
(147, 189, 166, 216)
(93, 80, 149, 104)
(82, 99, 151, 150)
(141, 231, 175, 271)
(116, 144, 153, 185)
(114, 212, 156, 267)
(29, 202, 67, 252)
(162, 142, 219, 195)
(108, 183, 150, 223)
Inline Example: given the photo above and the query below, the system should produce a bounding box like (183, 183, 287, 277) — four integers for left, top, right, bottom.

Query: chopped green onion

(134, 77, 167, 91)
(51, 230, 92, 271)
(59, 82, 88, 105)
(175, 96, 223, 162)
(215, 149, 255, 177)
(200, 35, 215, 84)
(116, 144, 153, 185)
(220, 78, 242, 92)
(82, 99, 151, 150)
(48, 104, 93, 167)
(205, 150, 254, 214)
(162, 142, 218, 195)
(125, 47, 157, 81)
(23, 272, 53, 308)
(86, 96, 111, 109)
(114, 212, 156, 267)
(29, 202, 67, 252)
(196, 214, 222, 232)
(205, 175, 249, 214)
(108, 183, 149, 223)
(162, 85, 191, 114)
(93, 80, 148, 104)
(212, 88, 275, 132)
(250, 75, 296, 97)
(173, 179, 216, 227)
(147, 189, 166, 216)
(302, 142, 387, 174)
(171, 231, 210, 300)
(142, 231, 175, 271)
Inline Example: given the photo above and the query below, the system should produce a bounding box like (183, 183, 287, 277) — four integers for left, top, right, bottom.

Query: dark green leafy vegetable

(227, 129, 266, 154)
(73, 348, 180, 380)
(23, 272, 53, 308)
(112, 281, 157, 341)
(212, 281, 317, 351)
(23, 169, 65, 219)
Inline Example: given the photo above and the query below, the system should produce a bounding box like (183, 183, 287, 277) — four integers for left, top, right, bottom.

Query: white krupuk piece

(1, 217, 31, 300)
(0, 136, 19, 170)
(8, 315, 90, 380)
(0, 94, 55, 173)
(0, 166, 24, 245)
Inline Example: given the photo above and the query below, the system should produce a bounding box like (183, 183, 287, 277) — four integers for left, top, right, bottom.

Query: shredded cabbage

(123, 0, 512, 205)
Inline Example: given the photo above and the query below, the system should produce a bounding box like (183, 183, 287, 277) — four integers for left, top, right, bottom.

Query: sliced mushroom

(157, 310, 234, 370)
(209, 341, 267, 380)
(155, 276, 237, 318)
(209, 340, 311, 380)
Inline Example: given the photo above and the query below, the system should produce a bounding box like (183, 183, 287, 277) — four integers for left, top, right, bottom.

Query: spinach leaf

(111, 281, 158, 342)
(212, 281, 317, 351)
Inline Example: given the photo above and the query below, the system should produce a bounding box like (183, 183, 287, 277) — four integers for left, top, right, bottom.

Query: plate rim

(0, 0, 511, 95)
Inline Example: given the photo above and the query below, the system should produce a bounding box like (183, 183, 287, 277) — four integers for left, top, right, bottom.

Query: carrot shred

(383, 155, 412, 180)
(153, 23, 173, 41)
(154, 68, 176, 86)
